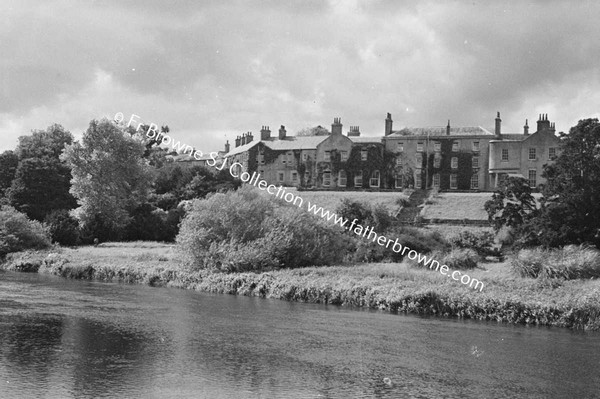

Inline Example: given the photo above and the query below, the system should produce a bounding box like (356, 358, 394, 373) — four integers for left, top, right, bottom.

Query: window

(338, 170, 347, 187)
(288, 153, 293, 164)
(415, 173, 422, 189)
(501, 148, 509, 162)
(549, 147, 556, 159)
(528, 170, 537, 188)
(450, 174, 458, 189)
(452, 141, 459, 152)
(472, 141, 480, 152)
(291, 171, 298, 182)
(259, 154, 265, 164)
(354, 170, 363, 187)
(324, 151, 331, 162)
(304, 171, 310, 184)
(434, 142, 441, 152)
(278, 171, 285, 182)
(433, 173, 440, 188)
(361, 150, 368, 161)
(323, 171, 331, 187)
(470, 174, 479, 189)
(395, 174, 404, 189)
(370, 170, 380, 188)
(416, 153, 423, 165)
(417, 142, 424, 152)
(434, 154, 441, 168)
(451, 157, 458, 169)
(281, 154, 286, 164)
(472, 156, 479, 168)
(529, 148, 536, 160)
(302, 153, 308, 161)
(395, 157, 402, 167)
(341, 151, 348, 161)
(397, 142, 404, 152)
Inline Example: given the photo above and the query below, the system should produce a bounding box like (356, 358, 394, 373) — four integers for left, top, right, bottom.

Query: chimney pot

(385, 113, 393, 136)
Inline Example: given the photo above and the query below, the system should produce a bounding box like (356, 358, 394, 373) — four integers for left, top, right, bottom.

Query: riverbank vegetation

(1, 242, 599, 331)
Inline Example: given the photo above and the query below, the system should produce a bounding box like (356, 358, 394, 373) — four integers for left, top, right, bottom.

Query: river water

(0, 271, 599, 399)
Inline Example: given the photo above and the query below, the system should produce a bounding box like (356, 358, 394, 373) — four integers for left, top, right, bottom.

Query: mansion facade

(221, 112, 561, 192)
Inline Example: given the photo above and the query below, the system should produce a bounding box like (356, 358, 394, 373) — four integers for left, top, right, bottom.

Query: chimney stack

(225, 140, 230, 153)
(260, 125, 271, 140)
(537, 113, 551, 132)
(278, 125, 286, 140)
(332, 117, 342, 135)
(446, 120, 451, 136)
(347, 126, 360, 137)
(495, 111, 502, 139)
(247, 132, 253, 143)
(241, 133, 247, 146)
(235, 136, 241, 147)
(524, 119, 529, 136)
(385, 113, 393, 136)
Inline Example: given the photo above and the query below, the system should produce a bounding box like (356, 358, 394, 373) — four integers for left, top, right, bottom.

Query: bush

(45, 209, 80, 246)
(448, 231, 495, 257)
(437, 248, 479, 270)
(177, 186, 349, 272)
(0, 206, 51, 257)
(511, 245, 600, 279)
(336, 199, 394, 232)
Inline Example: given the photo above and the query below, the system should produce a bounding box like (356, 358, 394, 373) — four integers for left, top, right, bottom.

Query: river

(0, 271, 599, 398)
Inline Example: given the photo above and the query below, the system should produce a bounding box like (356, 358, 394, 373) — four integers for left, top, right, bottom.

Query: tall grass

(512, 245, 600, 279)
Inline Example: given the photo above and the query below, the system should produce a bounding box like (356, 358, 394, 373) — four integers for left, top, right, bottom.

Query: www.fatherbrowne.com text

(115, 112, 485, 292)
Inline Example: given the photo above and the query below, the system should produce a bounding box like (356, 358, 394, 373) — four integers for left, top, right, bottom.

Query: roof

(389, 126, 494, 137)
(349, 136, 384, 144)
(225, 136, 328, 156)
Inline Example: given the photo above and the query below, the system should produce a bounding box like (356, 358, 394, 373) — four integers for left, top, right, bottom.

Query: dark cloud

(1, 0, 600, 152)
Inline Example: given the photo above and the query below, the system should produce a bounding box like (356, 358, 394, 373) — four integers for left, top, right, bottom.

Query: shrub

(0, 206, 51, 257)
(45, 209, 80, 246)
(511, 245, 600, 279)
(336, 199, 394, 233)
(438, 248, 479, 270)
(449, 231, 495, 257)
(177, 186, 348, 272)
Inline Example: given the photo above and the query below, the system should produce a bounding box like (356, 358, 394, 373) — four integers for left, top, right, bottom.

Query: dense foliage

(0, 206, 51, 257)
(177, 186, 349, 271)
(45, 209, 80, 246)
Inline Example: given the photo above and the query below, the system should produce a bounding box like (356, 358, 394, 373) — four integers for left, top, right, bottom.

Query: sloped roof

(263, 136, 328, 151)
(349, 136, 384, 144)
(390, 126, 494, 137)
(225, 140, 261, 156)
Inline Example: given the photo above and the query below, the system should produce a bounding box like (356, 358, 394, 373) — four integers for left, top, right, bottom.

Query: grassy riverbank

(2, 242, 600, 331)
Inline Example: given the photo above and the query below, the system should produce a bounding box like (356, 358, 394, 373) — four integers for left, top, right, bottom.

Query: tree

(0, 151, 18, 198)
(61, 119, 153, 238)
(7, 125, 76, 221)
(296, 126, 330, 136)
(523, 118, 600, 248)
(484, 176, 537, 231)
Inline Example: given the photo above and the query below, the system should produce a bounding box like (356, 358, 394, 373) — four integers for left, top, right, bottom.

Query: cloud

(1, 0, 600, 153)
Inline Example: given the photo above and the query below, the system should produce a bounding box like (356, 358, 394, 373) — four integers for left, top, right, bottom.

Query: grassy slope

(421, 192, 492, 221)
(3, 242, 600, 331)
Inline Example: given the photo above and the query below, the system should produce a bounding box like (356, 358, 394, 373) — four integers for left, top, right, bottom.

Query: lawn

(421, 192, 492, 221)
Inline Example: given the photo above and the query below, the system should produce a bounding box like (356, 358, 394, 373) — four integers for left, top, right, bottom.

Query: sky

(1, 0, 600, 153)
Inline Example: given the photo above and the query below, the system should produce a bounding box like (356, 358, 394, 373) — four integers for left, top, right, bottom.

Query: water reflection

(0, 271, 599, 399)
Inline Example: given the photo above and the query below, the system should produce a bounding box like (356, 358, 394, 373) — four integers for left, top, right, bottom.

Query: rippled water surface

(0, 271, 599, 398)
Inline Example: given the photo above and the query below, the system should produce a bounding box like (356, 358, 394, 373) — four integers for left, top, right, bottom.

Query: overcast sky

(1, 0, 599, 153)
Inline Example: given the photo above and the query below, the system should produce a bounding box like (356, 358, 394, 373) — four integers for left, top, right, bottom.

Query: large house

(221, 112, 560, 191)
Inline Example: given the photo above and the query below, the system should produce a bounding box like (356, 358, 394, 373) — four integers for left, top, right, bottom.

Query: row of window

(500, 147, 556, 162)
(397, 141, 480, 153)
(410, 155, 480, 169)
(411, 173, 479, 190)
(324, 150, 369, 162)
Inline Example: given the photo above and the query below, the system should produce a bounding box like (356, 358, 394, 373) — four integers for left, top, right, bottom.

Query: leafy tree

(45, 209, 80, 246)
(523, 118, 600, 248)
(0, 151, 18, 198)
(61, 119, 153, 238)
(296, 126, 330, 136)
(484, 176, 537, 231)
(8, 125, 76, 221)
